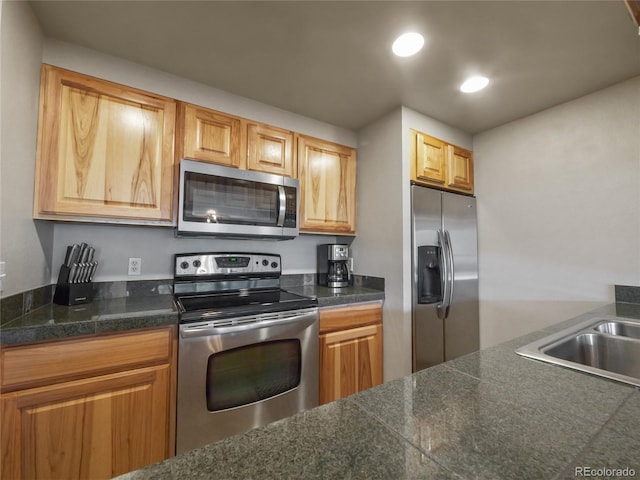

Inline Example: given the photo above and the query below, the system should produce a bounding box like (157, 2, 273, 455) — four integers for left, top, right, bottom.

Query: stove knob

(271, 262, 278, 269)
(180, 261, 189, 270)
(262, 259, 269, 266)
(193, 259, 202, 268)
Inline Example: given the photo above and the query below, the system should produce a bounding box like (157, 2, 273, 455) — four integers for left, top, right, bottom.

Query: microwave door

(177, 160, 298, 239)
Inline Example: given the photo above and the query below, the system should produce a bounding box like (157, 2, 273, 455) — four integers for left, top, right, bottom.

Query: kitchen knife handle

(68, 263, 78, 284)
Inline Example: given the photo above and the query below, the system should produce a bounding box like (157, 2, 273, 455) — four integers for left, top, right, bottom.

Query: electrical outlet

(128, 257, 141, 276)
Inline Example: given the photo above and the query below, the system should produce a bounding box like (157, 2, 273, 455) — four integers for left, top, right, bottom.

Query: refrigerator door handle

(437, 229, 449, 320)
(444, 229, 455, 318)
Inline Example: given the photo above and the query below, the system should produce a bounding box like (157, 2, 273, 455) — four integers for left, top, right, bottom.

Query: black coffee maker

(317, 244, 351, 288)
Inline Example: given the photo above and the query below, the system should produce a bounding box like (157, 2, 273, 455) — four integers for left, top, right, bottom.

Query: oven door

(176, 307, 318, 454)
(178, 159, 298, 239)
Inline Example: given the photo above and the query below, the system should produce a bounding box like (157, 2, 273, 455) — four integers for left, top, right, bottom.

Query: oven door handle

(180, 308, 318, 338)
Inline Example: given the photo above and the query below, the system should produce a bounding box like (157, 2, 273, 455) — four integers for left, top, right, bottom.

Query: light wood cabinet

(297, 135, 357, 234)
(34, 64, 176, 224)
(319, 302, 383, 405)
(177, 103, 296, 177)
(410, 129, 474, 194)
(446, 144, 474, 193)
(179, 103, 242, 168)
(0, 327, 176, 480)
(247, 122, 295, 177)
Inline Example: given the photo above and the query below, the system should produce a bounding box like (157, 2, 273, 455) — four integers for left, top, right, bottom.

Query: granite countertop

(286, 284, 385, 307)
(118, 302, 640, 480)
(0, 295, 179, 345)
(0, 279, 384, 346)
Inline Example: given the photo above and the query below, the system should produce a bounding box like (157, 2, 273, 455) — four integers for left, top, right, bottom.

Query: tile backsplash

(1, 284, 53, 324)
(614, 285, 640, 304)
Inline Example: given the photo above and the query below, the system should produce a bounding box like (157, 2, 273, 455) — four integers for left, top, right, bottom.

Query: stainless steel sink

(516, 316, 640, 387)
(594, 320, 640, 340)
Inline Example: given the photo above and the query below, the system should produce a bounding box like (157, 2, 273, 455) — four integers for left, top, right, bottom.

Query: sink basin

(594, 320, 640, 340)
(516, 316, 640, 387)
(544, 333, 640, 379)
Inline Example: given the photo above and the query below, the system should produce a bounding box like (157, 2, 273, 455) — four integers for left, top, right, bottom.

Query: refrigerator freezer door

(442, 192, 479, 361)
(411, 185, 445, 371)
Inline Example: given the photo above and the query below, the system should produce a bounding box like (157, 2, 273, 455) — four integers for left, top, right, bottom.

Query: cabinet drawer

(0, 327, 174, 392)
(319, 302, 382, 334)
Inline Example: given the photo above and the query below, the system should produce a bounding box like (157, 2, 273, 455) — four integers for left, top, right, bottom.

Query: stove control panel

(174, 253, 281, 277)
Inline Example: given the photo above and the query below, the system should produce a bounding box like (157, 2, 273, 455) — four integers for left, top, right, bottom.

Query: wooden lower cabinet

(319, 302, 383, 405)
(0, 327, 176, 480)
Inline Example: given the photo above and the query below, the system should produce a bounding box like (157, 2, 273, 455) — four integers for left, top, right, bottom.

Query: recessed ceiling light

(392, 32, 424, 57)
(460, 76, 489, 93)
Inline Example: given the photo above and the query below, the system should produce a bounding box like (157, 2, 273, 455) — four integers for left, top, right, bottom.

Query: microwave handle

(277, 186, 286, 227)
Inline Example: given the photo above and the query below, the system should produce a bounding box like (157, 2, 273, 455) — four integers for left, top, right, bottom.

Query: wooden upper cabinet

(410, 129, 474, 194)
(179, 103, 242, 167)
(297, 135, 357, 235)
(446, 144, 474, 193)
(34, 65, 176, 223)
(247, 122, 295, 177)
(411, 130, 446, 186)
(178, 103, 296, 177)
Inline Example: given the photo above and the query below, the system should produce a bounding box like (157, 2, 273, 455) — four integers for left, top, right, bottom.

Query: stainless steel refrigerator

(411, 185, 479, 372)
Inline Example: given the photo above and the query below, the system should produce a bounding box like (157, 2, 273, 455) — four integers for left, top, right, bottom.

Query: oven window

(206, 339, 301, 411)
(183, 172, 279, 226)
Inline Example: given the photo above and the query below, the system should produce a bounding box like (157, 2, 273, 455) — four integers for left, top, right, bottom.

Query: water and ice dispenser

(417, 245, 442, 304)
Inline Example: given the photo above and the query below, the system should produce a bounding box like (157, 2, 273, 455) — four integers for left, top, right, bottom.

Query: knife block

(53, 265, 94, 306)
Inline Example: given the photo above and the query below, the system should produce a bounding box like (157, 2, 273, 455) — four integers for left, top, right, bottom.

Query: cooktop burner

(175, 288, 317, 323)
(173, 252, 317, 323)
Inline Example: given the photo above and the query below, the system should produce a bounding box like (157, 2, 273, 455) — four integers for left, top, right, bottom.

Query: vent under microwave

(177, 160, 299, 240)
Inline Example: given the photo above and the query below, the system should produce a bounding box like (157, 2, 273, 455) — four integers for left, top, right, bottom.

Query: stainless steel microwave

(178, 159, 299, 239)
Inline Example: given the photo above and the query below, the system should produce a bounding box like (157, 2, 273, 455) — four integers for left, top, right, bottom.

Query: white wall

(0, 0, 52, 298)
(40, 40, 358, 282)
(474, 76, 640, 348)
(353, 107, 405, 381)
(355, 106, 472, 381)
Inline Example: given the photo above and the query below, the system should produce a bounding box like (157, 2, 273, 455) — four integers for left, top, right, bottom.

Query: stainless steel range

(174, 252, 319, 454)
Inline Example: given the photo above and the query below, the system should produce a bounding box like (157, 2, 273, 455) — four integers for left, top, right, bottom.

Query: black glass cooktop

(175, 288, 317, 323)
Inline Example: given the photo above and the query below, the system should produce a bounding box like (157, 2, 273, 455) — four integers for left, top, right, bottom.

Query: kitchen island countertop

(117, 301, 640, 480)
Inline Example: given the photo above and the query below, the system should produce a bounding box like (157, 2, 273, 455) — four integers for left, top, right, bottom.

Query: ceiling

(29, 1, 640, 134)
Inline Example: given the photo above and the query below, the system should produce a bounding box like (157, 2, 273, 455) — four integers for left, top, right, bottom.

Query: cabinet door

(181, 103, 242, 167)
(446, 145, 474, 194)
(247, 123, 295, 177)
(0, 365, 171, 480)
(297, 135, 356, 234)
(411, 130, 446, 187)
(319, 324, 383, 405)
(34, 65, 176, 223)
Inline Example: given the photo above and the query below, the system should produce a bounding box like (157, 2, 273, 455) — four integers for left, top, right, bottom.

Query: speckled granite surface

(116, 302, 640, 480)
(0, 295, 179, 345)
(0, 277, 384, 345)
(286, 284, 385, 307)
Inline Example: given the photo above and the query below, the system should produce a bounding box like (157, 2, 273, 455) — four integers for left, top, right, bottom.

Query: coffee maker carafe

(317, 244, 351, 288)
